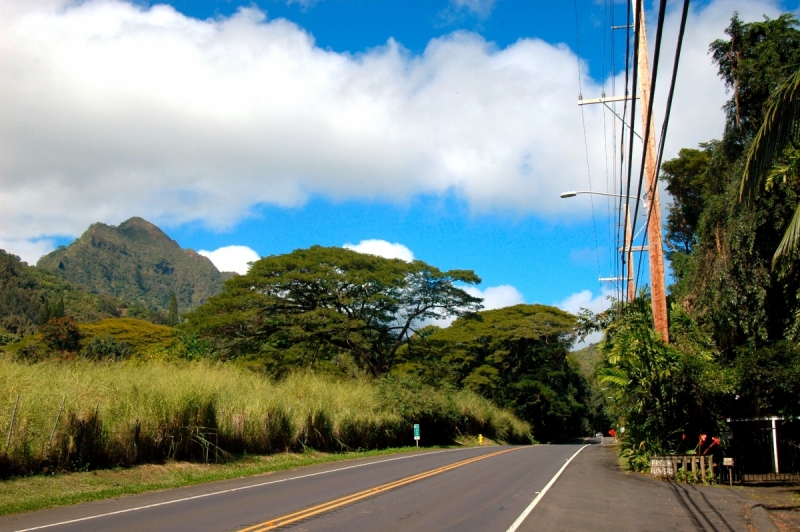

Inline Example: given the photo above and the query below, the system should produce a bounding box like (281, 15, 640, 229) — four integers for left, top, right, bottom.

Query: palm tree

(741, 68, 800, 264)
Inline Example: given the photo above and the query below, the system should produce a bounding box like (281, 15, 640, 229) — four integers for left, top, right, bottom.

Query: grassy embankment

(0, 446, 438, 516)
(0, 359, 531, 481)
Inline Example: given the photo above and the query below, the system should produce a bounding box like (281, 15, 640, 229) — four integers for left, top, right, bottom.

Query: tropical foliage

(395, 305, 588, 441)
(582, 297, 731, 469)
(589, 12, 800, 468)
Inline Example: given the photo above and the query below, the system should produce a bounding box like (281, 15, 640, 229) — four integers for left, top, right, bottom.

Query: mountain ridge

(37, 217, 229, 312)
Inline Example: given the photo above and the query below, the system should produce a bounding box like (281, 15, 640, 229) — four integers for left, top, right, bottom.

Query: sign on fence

(650, 457, 675, 478)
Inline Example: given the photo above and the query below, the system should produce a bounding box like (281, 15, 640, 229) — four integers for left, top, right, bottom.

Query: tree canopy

(183, 246, 482, 376)
(395, 304, 587, 441)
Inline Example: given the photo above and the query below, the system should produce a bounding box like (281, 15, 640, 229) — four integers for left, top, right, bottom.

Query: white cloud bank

(464, 284, 524, 310)
(0, 0, 787, 257)
(199, 245, 260, 274)
(343, 239, 415, 261)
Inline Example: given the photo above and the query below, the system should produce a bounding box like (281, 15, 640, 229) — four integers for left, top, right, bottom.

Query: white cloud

(422, 283, 525, 328)
(463, 284, 524, 310)
(557, 286, 615, 347)
(0, 0, 785, 251)
(0, 238, 56, 266)
(198, 245, 259, 274)
(449, 0, 497, 18)
(343, 239, 415, 261)
(557, 287, 614, 315)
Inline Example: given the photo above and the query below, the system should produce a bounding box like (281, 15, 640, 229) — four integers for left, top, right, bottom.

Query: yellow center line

(238, 447, 522, 532)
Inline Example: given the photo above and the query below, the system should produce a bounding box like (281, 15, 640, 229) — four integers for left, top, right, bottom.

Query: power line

(574, 0, 603, 278)
(626, 0, 668, 281)
(635, 0, 692, 294)
(621, 0, 642, 300)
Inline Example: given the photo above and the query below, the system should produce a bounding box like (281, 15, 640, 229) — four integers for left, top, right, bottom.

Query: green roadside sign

(413, 423, 420, 441)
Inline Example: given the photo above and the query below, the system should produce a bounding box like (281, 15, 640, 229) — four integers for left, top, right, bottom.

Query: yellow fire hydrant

(478, 434, 483, 445)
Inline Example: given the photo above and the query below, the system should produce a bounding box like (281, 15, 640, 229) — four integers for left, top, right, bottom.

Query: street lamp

(559, 190, 647, 206)
(560, 190, 647, 302)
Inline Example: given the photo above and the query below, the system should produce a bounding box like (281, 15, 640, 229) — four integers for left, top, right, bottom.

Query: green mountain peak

(37, 217, 224, 312)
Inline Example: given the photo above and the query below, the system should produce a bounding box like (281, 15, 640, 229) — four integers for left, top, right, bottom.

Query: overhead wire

(631, 0, 667, 254)
(573, 0, 603, 279)
(600, 0, 619, 299)
(621, 0, 641, 301)
(635, 0, 692, 294)
(614, 0, 634, 302)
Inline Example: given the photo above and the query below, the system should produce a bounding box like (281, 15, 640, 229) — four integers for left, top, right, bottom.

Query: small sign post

(723, 457, 734, 486)
(413, 424, 420, 447)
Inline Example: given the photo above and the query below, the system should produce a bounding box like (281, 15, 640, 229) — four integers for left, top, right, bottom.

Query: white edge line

(14, 447, 479, 532)
(505, 445, 588, 532)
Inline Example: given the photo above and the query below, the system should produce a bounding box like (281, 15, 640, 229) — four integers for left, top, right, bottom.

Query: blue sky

(1, 0, 797, 318)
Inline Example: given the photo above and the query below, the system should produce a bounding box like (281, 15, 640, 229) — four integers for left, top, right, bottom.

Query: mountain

(37, 217, 227, 312)
(0, 249, 120, 336)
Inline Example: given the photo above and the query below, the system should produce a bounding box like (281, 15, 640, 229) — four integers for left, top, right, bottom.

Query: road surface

(0, 445, 584, 532)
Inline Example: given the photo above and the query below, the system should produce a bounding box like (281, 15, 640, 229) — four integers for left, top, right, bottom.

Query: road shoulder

(517, 444, 753, 531)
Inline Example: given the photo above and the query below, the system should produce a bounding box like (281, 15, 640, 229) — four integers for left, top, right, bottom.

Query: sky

(1, 0, 798, 334)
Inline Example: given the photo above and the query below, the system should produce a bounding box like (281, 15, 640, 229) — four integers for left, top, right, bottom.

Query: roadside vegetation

(580, 13, 800, 472)
(0, 360, 529, 478)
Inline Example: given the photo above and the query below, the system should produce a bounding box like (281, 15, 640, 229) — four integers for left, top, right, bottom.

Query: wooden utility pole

(633, 0, 669, 343)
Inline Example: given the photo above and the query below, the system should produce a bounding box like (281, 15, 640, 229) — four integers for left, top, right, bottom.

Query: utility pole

(633, 0, 669, 343)
(576, 1, 670, 340)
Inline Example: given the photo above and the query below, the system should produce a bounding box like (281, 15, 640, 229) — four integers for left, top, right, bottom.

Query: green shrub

(39, 318, 81, 352)
(80, 336, 132, 361)
(79, 318, 174, 354)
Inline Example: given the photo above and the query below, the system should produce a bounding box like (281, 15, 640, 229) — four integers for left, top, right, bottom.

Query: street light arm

(560, 190, 648, 208)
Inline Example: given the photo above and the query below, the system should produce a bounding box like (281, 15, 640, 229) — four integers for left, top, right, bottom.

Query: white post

(771, 417, 780, 474)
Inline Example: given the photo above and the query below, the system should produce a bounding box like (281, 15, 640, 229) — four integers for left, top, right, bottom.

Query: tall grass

(0, 360, 530, 477)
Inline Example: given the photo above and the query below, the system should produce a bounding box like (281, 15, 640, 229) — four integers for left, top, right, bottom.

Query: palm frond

(774, 201, 800, 264)
(741, 68, 800, 204)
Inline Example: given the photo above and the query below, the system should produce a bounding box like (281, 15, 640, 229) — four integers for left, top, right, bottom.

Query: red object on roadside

(703, 436, 721, 455)
(609, 429, 616, 437)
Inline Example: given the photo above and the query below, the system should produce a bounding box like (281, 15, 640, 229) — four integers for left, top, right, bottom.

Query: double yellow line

(238, 447, 521, 532)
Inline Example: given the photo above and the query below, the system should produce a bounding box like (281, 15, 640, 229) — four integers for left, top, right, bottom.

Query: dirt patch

(735, 483, 800, 531)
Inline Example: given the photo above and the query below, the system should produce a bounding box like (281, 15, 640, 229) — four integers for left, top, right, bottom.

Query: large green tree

(183, 246, 482, 376)
(395, 304, 587, 441)
(710, 13, 800, 154)
(660, 13, 800, 353)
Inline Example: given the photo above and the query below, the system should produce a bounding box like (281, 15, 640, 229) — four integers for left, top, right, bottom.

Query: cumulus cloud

(449, 0, 497, 18)
(343, 239, 415, 261)
(0, 238, 56, 266)
(0, 0, 609, 244)
(557, 287, 613, 316)
(557, 286, 615, 346)
(0, 0, 785, 255)
(198, 245, 260, 274)
(463, 284, 524, 310)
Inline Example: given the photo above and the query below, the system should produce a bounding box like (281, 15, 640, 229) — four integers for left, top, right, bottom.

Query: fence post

(701, 455, 706, 480)
(5, 396, 20, 454)
(48, 396, 66, 452)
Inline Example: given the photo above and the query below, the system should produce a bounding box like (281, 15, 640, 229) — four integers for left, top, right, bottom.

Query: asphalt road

(0, 445, 586, 532)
